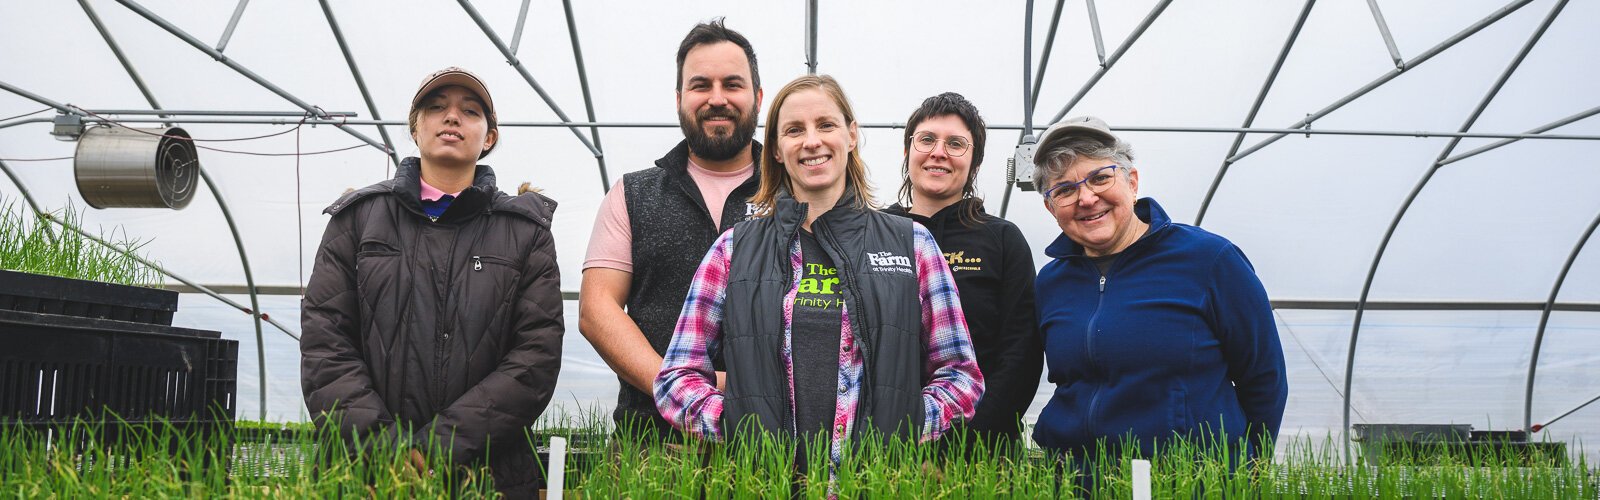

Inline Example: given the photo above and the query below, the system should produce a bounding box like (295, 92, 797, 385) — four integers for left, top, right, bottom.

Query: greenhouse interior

(3, 0, 1598, 496)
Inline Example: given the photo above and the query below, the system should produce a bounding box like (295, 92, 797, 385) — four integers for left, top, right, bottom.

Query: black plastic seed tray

(0, 308, 236, 427)
(0, 269, 179, 326)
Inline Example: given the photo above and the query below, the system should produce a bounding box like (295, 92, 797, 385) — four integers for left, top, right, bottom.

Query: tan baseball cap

(1034, 115, 1120, 166)
(411, 67, 498, 158)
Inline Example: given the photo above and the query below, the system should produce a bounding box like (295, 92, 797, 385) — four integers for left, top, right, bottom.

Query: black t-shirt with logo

(792, 230, 844, 442)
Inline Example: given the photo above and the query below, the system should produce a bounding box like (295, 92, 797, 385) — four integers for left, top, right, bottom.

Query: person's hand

(407, 448, 431, 477)
(716, 371, 727, 391)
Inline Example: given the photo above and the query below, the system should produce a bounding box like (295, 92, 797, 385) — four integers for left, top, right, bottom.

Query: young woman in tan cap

(301, 67, 564, 497)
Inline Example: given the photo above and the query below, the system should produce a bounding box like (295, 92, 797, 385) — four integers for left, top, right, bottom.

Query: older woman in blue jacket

(1030, 116, 1287, 460)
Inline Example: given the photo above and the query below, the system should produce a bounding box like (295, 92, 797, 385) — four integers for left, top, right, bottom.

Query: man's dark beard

(680, 104, 757, 162)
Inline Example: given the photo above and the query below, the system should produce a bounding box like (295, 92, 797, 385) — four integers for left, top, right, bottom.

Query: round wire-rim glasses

(908, 132, 972, 157)
(1044, 165, 1121, 207)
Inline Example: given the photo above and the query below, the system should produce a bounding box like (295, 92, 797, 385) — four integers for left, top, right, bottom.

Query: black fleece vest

(617, 140, 760, 430)
(720, 192, 925, 441)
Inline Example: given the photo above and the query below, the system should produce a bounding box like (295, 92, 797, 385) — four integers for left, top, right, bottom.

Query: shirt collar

(686, 158, 755, 178)
(419, 177, 460, 202)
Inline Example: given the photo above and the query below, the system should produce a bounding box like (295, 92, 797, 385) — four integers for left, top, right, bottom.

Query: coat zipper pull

(1099, 275, 1106, 292)
(472, 256, 483, 271)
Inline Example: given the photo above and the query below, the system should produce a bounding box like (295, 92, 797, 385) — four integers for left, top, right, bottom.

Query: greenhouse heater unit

(72, 125, 199, 209)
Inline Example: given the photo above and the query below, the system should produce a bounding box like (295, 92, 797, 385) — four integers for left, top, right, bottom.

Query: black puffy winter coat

(301, 158, 563, 496)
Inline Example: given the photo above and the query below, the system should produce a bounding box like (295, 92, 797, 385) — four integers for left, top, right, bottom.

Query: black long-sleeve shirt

(885, 199, 1041, 442)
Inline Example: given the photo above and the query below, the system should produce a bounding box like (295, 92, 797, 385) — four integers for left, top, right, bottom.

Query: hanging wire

(21, 109, 375, 157)
(0, 156, 73, 162)
(295, 115, 307, 295)
(0, 107, 53, 123)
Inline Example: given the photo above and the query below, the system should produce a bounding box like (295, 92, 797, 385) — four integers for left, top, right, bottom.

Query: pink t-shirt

(583, 160, 754, 273)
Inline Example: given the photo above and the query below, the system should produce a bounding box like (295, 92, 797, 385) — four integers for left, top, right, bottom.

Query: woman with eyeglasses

(654, 76, 984, 472)
(883, 93, 1040, 453)
(1029, 116, 1287, 472)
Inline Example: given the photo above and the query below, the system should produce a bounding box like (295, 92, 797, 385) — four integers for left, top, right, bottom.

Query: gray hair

(1032, 136, 1136, 193)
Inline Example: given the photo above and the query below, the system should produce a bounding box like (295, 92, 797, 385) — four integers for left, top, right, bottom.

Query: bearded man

(578, 19, 764, 440)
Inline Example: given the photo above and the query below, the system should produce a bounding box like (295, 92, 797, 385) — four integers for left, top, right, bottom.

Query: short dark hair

(898, 92, 989, 225)
(675, 18, 760, 92)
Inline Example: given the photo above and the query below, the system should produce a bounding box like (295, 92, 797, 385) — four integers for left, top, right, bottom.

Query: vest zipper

(813, 217, 871, 436)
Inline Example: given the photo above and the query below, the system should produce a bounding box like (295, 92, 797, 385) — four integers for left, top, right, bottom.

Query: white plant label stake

(547, 436, 567, 499)
(1131, 458, 1151, 500)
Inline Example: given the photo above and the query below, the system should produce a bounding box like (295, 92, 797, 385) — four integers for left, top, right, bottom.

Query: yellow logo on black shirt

(944, 250, 984, 273)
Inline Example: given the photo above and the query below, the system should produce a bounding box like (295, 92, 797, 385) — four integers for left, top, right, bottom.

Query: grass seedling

(0, 198, 163, 287)
(4, 406, 1597, 497)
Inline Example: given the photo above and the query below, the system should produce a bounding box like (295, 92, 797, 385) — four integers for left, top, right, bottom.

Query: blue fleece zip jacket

(1032, 197, 1287, 456)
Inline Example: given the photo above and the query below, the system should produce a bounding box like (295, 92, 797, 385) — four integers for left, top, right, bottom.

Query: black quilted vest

(617, 140, 760, 432)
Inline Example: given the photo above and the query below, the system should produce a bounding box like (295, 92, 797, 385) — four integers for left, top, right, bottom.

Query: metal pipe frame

(1440, 105, 1600, 166)
(1085, 0, 1107, 65)
(806, 0, 819, 74)
(86, 109, 356, 117)
(1022, 0, 1036, 137)
(0, 80, 81, 244)
(1537, 390, 1600, 433)
(0, 158, 57, 241)
(999, 0, 1048, 219)
(1365, 0, 1404, 68)
(1338, 0, 1566, 462)
(1026, 0, 1067, 111)
(216, 0, 250, 53)
(1046, 0, 1173, 124)
(78, 0, 166, 121)
(1227, 0, 1535, 164)
(1272, 299, 1600, 312)
(78, 5, 280, 421)
(1006, 0, 1172, 218)
(0, 117, 52, 131)
(561, 0, 611, 192)
(115, 0, 392, 156)
(1524, 209, 1600, 433)
(510, 0, 533, 56)
(318, 0, 400, 167)
(455, 0, 601, 158)
(1194, 0, 1316, 227)
(197, 165, 270, 420)
(4, 0, 1591, 429)
(25, 206, 298, 339)
(12, 105, 1600, 143)
(146, 283, 1600, 313)
(0, 173, 299, 332)
(14, 113, 1600, 141)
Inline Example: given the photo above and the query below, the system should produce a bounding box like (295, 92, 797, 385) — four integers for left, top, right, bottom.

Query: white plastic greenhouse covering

(3, 0, 1597, 461)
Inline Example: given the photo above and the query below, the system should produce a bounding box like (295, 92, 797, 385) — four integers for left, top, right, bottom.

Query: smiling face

(411, 85, 496, 167)
(774, 88, 857, 203)
(906, 114, 974, 206)
(677, 41, 762, 162)
(1044, 155, 1142, 257)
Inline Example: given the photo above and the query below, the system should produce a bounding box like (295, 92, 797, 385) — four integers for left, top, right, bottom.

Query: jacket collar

(1044, 197, 1170, 259)
(884, 198, 983, 223)
(323, 157, 555, 227)
(772, 184, 862, 237)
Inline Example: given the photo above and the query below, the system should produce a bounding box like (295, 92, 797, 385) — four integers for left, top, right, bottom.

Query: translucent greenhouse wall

(4, 0, 1599, 461)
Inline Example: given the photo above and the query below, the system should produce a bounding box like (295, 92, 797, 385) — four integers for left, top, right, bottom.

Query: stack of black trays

(0, 269, 238, 436)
